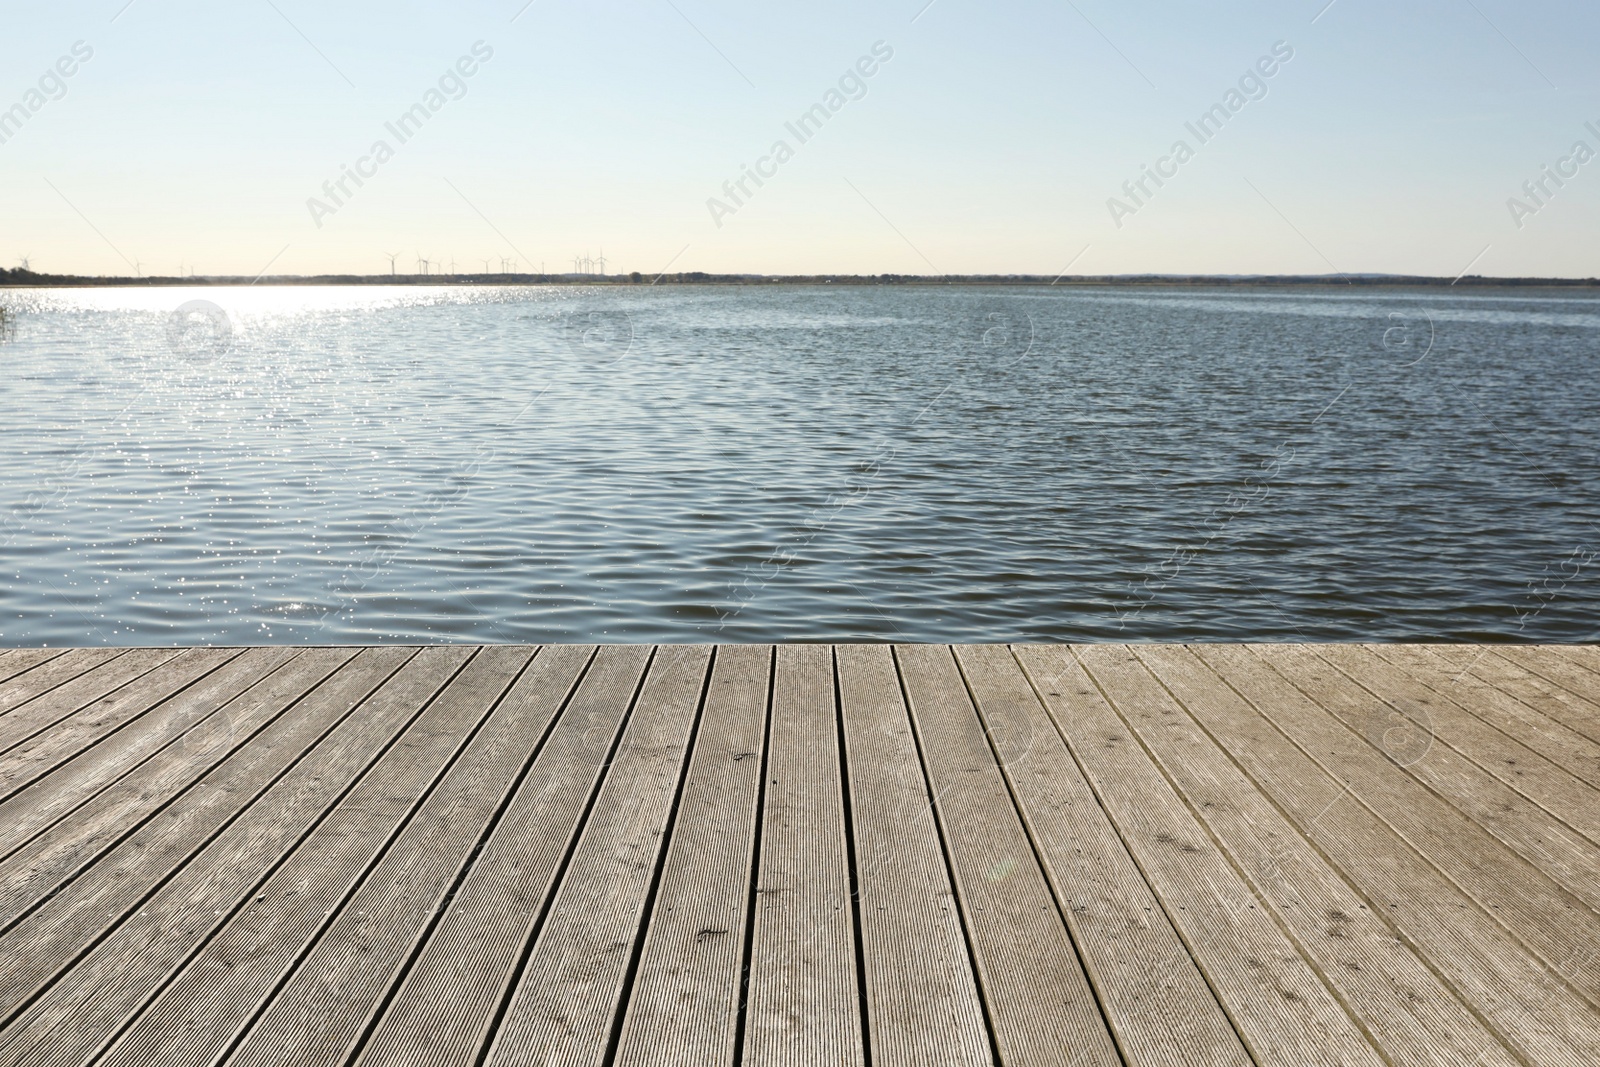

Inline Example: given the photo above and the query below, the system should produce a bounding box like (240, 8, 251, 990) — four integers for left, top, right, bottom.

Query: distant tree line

(3, 266, 1597, 287)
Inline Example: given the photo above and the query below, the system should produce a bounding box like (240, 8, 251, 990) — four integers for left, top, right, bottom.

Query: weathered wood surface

(0, 643, 1595, 1066)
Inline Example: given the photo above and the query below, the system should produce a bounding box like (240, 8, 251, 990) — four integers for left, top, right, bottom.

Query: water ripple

(0, 284, 1596, 645)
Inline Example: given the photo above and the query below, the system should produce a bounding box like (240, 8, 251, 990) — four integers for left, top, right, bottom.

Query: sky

(2, 0, 1597, 278)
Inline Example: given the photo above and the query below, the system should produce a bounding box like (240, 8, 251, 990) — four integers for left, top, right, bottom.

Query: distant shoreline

(2, 269, 1598, 289)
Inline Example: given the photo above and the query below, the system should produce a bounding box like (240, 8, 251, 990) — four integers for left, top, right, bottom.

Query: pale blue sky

(2, 0, 1596, 277)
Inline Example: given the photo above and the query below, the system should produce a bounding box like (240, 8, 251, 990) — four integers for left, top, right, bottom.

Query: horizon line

(3, 268, 1599, 288)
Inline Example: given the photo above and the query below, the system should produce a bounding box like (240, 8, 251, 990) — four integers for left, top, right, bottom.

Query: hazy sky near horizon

(2, 0, 1597, 278)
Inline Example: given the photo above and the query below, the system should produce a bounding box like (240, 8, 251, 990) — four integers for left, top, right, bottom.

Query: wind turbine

(416, 254, 428, 275)
(482, 258, 493, 274)
(449, 257, 457, 276)
(133, 259, 144, 278)
(18, 255, 30, 272)
(596, 249, 607, 275)
(384, 251, 400, 276)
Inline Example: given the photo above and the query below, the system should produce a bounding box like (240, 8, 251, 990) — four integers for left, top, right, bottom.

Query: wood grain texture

(1254, 643, 1600, 923)
(1370, 644, 1600, 795)
(0, 647, 240, 793)
(351, 643, 652, 1067)
(841, 644, 990, 1067)
(1033, 645, 1383, 1066)
(957, 644, 1250, 1067)
(0, 642, 1593, 1067)
(93, 646, 538, 1067)
(220, 645, 590, 1067)
(1191, 643, 1600, 1063)
(1496, 647, 1600, 731)
(1128, 644, 1524, 1066)
(0, 646, 473, 1067)
(613, 645, 771, 1067)
(742, 644, 863, 1067)
(486, 646, 712, 1067)
(0, 650, 168, 757)
(0, 650, 126, 723)
(899, 643, 1121, 1067)
(1318, 644, 1600, 849)
(0, 648, 299, 846)
(0, 648, 355, 932)
(0, 651, 71, 688)
(1458, 647, 1600, 747)
(1553, 646, 1600, 671)
(0, 648, 419, 1011)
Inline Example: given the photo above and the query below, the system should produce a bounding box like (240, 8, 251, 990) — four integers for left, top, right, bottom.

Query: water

(1, 283, 1596, 646)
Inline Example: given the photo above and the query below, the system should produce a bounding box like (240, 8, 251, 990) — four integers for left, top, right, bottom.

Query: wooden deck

(0, 644, 1598, 1066)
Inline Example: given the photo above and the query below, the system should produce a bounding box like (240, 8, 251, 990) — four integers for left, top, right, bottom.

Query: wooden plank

(1455, 647, 1600, 747)
(12, 645, 502, 1067)
(0, 650, 70, 686)
(484, 646, 712, 1067)
(955, 644, 1249, 1067)
(1022, 645, 1380, 1066)
(8, 640, 1600, 1067)
(0, 646, 473, 1067)
(0, 647, 417, 1007)
(1498, 647, 1600, 721)
(1256, 644, 1600, 917)
(1318, 644, 1600, 845)
(351, 643, 654, 1067)
(1188, 643, 1600, 1060)
(0, 647, 239, 793)
(1555, 646, 1600, 681)
(216, 646, 592, 1067)
(94, 646, 542, 1067)
(0, 650, 124, 720)
(613, 645, 772, 1067)
(0, 648, 355, 927)
(0, 650, 166, 754)
(838, 644, 991, 1067)
(741, 643, 864, 1067)
(1519, 644, 1600, 678)
(897, 643, 1120, 1067)
(0, 647, 299, 845)
(1372, 644, 1600, 788)
(1118, 645, 1523, 1065)
(1548, 646, 1600, 673)
(224, 643, 595, 1067)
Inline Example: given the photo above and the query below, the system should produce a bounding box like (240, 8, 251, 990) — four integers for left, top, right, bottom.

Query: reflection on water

(0, 283, 1596, 645)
